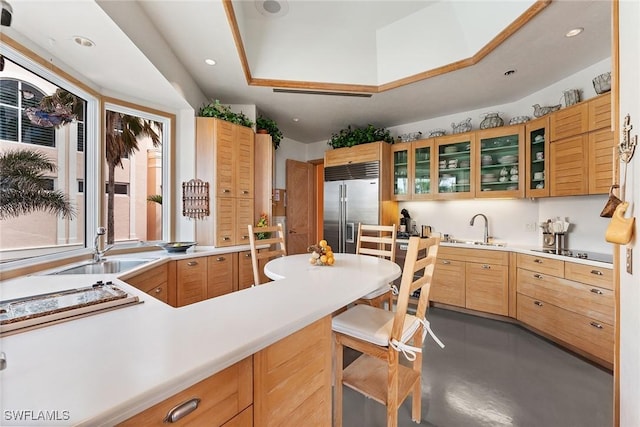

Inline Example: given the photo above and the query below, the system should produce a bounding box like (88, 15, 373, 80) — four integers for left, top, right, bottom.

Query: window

(105, 183, 129, 195)
(0, 47, 96, 263)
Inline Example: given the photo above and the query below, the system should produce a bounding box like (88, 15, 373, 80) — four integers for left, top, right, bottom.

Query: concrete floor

(340, 307, 613, 427)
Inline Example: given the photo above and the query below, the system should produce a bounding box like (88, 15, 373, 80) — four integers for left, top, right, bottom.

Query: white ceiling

(1, 0, 611, 143)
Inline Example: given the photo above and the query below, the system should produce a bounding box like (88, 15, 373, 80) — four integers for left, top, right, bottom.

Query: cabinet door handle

(242, 190, 249, 195)
(244, 253, 251, 258)
(241, 235, 248, 240)
(590, 269, 603, 276)
(222, 237, 231, 241)
(164, 398, 201, 423)
(590, 321, 603, 329)
(216, 256, 225, 262)
(221, 189, 231, 194)
(187, 261, 198, 266)
(481, 264, 491, 269)
(590, 288, 604, 295)
(534, 301, 543, 307)
(154, 287, 162, 294)
(441, 260, 451, 265)
(534, 258, 543, 264)
(533, 274, 544, 280)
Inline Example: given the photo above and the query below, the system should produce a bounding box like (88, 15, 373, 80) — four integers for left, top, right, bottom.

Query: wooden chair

(332, 236, 442, 427)
(354, 223, 397, 310)
(247, 223, 287, 286)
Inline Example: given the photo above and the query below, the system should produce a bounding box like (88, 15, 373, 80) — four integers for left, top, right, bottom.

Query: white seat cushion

(360, 284, 391, 300)
(332, 304, 421, 347)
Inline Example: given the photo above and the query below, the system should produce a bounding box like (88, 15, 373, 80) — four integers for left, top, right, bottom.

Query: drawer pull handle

(164, 398, 201, 423)
(590, 288, 604, 295)
(241, 235, 248, 240)
(155, 287, 162, 294)
(245, 253, 252, 258)
(482, 264, 491, 269)
(533, 274, 544, 280)
(242, 190, 249, 194)
(187, 261, 198, 267)
(590, 321, 603, 329)
(534, 301, 543, 307)
(222, 237, 231, 241)
(441, 260, 451, 265)
(534, 259, 543, 264)
(216, 256, 225, 262)
(222, 189, 230, 194)
(590, 270, 603, 276)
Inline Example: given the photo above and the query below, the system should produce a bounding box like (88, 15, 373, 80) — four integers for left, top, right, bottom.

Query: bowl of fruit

(308, 239, 335, 266)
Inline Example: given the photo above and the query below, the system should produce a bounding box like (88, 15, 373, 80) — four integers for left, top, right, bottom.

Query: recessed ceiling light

(292, 117, 300, 122)
(565, 27, 584, 37)
(73, 36, 95, 47)
(205, 58, 217, 66)
(504, 69, 516, 76)
(255, 0, 289, 18)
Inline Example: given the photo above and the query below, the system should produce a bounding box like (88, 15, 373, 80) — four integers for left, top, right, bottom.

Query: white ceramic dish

(498, 155, 517, 164)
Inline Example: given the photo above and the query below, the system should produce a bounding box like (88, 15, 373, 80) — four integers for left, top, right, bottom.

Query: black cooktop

(531, 249, 613, 264)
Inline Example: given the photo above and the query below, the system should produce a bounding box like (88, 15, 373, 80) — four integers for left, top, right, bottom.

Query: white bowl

(498, 155, 517, 164)
(444, 146, 458, 154)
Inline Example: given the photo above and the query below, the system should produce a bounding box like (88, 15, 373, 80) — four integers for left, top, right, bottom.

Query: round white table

(264, 252, 401, 286)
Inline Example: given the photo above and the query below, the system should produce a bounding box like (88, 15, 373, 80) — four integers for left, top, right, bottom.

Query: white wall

(618, 1, 640, 425)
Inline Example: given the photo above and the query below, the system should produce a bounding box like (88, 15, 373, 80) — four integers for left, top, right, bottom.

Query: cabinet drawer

(118, 357, 252, 426)
(432, 259, 465, 307)
(517, 253, 564, 277)
(517, 294, 613, 364)
(465, 262, 509, 316)
(517, 268, 614, 325)
(126, 264, 168, 294)
(439, 246, 508, 265)
(565, 261, 613, 290)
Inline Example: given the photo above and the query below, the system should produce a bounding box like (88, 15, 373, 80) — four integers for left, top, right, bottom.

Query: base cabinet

(516, 253, 614, 365)
(432, 246, 509, 315)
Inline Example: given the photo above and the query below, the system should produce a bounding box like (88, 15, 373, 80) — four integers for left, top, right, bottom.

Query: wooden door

(286, 159, 314, 254)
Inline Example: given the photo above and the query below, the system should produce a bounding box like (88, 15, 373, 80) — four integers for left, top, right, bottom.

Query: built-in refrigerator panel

(323, 180, 342, 252)
(343, 178, 379, 254)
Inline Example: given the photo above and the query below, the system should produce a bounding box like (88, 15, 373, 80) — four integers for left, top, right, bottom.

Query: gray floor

(340, 307, 613, 427)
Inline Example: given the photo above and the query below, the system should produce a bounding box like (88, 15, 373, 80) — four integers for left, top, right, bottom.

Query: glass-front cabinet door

(475, 125, 525, 198)
(525, 116, 550, 197)
(434, 133, 476, 199)
(392, 142, 411, 201)
(412, 139, 434, 200)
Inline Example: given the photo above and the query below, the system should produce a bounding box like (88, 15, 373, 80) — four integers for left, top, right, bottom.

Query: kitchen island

(0, 251, 401, 426)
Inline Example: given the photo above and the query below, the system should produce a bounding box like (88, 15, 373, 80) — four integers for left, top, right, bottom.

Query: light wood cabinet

(550, 102, 589, 141)
(588, 127, 616, 194)
(588, 92, 612, 131)
(254, 133, 274, 225)
(253, 316, 332, 426)
(434, 132, 476, 199)
(324, 142, 382, 167)
(118, 357, 253, 426)
(524, 116, 550, 197)
(196, 118, 255, 247)
(124, 263, 172, 305)
(207, 253, 235, 299)
(516, 253, 614, 366)
(432, 246, 509, 315)
(549, 134, 589, 196)
(391, 139, 435, 201)
(475, 125, 525, 198)
(176, 258, 208, 307)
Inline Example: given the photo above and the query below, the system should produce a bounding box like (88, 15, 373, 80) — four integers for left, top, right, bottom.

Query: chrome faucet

(93, 227, 114, 262)
(470, 213, 489, 244)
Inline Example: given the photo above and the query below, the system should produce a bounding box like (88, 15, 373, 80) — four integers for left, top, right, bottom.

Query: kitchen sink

(50, 259, 155, 275)
(447, 239, 506, 247)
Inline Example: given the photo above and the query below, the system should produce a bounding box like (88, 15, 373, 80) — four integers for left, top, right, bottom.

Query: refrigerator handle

(345, 222, 355, 244)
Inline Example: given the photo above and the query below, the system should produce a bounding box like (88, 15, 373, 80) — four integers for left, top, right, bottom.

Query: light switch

(626, 247, 633, 274)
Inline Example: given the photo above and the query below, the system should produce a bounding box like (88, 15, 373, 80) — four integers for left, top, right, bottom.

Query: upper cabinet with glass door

(412, 139, 435, 200)
(524, 116, 550, 197)
(475, 125, 525, 198)
(434, 133, 476, 199)
(391, 142, 412, 201)
(391, 139, 435, 201)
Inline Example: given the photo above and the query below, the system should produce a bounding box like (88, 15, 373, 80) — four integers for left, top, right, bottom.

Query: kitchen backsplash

(400, 194, 611, 253)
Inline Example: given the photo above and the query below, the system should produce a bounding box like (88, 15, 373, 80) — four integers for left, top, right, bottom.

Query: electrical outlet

(627, 247, 633, 274)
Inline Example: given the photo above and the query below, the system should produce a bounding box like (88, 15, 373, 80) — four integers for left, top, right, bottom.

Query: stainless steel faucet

(93, 227, 114, 262)
(470, 213, 489, 244)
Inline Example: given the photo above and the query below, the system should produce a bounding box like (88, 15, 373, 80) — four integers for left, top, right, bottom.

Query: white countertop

(0, 251, 400, 426)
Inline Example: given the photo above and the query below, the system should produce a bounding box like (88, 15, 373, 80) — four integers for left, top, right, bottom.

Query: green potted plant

(328, 124, 394, 149)
(198, 100, 254, 128)
(256, 115, 283, 150)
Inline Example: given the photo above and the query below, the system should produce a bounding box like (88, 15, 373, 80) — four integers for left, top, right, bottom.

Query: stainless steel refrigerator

(324, 161, 380, 254)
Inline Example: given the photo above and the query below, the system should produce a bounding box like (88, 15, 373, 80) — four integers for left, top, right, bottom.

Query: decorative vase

(257, 129, 269, 134)
(480, 113, 504, 129)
